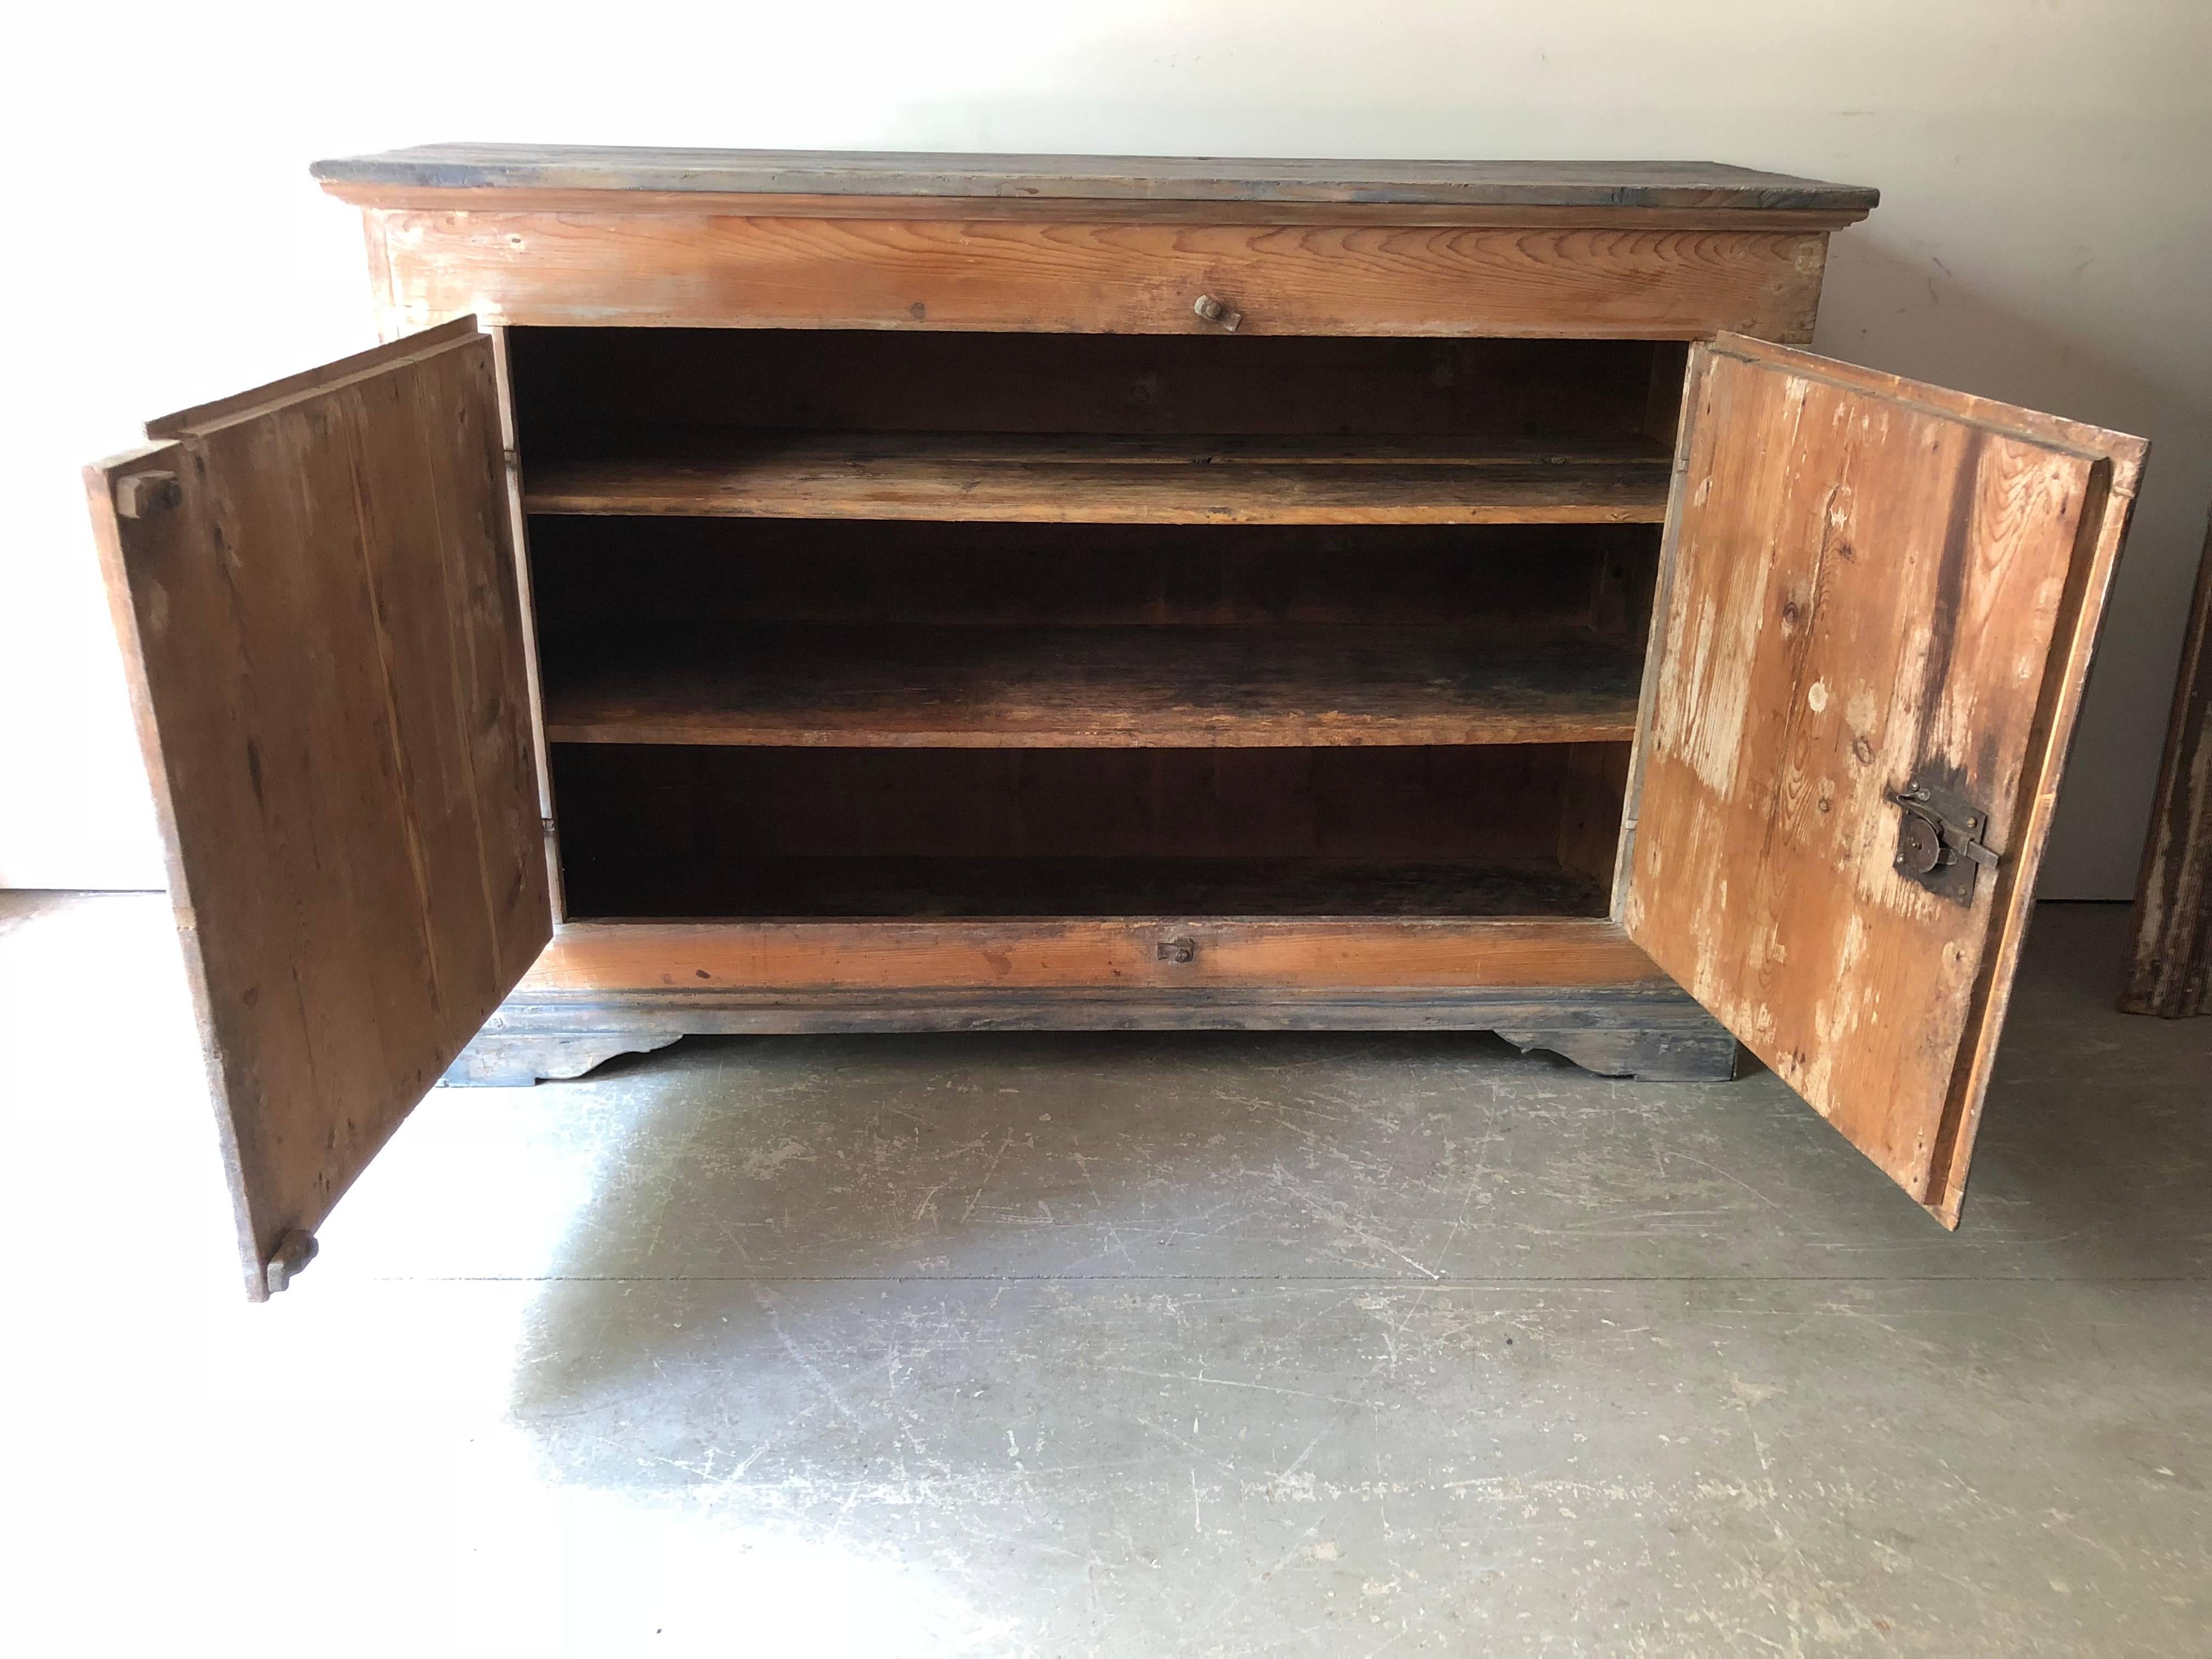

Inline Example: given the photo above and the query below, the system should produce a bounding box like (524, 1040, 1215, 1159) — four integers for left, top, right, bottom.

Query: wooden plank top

(311, 145, 1877, 213)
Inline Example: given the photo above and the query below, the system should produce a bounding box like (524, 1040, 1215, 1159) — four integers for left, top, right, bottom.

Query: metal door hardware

(1885, 776, 1998, 906)
(264, 1228, 319, 1295)
(1192, 294, 1243, 331)
(1156, 937, 1198, 963)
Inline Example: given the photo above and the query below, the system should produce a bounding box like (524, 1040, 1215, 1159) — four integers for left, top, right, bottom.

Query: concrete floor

(1, 895, 2206, 1655)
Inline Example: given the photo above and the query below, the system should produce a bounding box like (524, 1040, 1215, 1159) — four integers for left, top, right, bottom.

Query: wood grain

(540, 624, 1644, 748)
(523, 432, 1668, 524)
(334, 189, 1873, 231)
(366, 213, 1835, 343)
(456, 980, 1730, 1077)
(86, 325, 550, 1298)
(515, 916, 1677, 996)
(1623, 334, 2145, 1224)
(312, 146, 1878, 214)
(488, 325, 563, 921)
(2122, 506, 2212, 1017)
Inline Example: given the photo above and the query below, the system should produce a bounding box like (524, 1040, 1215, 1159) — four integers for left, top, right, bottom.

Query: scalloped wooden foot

(1497, 1028, 1740, 1081)
(439, 1031, 683, 1087)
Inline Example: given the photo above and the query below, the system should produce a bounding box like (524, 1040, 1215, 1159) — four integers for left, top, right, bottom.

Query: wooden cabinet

(87, 148, 2146, 1297)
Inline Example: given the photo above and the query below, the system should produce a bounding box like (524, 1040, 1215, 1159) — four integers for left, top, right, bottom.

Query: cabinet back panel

(552, 743, 1628, 919)
(529, 520, 1658, 650)
(557, 743, 1575, 859)
(510, 328, 1664, 445)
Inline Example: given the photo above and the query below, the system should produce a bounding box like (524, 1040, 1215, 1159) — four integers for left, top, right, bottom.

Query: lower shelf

(565, 856, 1609, 921)
(511, 915, 1667, 995)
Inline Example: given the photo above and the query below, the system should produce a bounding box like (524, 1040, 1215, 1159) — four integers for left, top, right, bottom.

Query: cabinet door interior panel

(1623, 335, 2145, 1224)
(86, 320, 551, 1297)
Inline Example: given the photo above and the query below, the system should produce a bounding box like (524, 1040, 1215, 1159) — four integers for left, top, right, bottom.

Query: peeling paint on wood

(1624, 335, 2145, 1224)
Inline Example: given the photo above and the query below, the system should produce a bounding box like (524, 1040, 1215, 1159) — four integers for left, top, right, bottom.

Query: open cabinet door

(86, 319, 552, 1298)
(1623, 335, 2145, 1226)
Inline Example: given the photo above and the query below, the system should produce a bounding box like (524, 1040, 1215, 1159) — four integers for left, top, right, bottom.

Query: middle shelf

(523, 430, 1673, 526)
(540, 623, 1646, 748)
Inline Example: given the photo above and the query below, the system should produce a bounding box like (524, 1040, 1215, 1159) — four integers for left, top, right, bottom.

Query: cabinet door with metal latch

(86, 318, 552, 1299)
(1621, 334, 2145, 1226)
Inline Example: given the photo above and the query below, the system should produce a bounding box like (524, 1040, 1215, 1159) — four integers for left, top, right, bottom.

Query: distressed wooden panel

(365, 212, 1835, 342)
(523, 433, 1670, 524)
(313, 146, 1878, 215)
(1623, 335, 2145, 1225)
(539, 624, 1643, 748)
(86, 320, 551, 1299)
(520, 917, 1675, 997)
(2123, 507, 2212, 1016)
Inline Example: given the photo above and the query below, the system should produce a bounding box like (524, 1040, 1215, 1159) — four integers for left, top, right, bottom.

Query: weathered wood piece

(523, 432, 1669, 524)
(441, 1031, 680, 1087)
(355, 214, 1839, 342)
(2123, 506, 2212, 1017)
(539, 624, 1644, 748)
(85, 319, 551, 1299)
(518, 916, 1672, 994)
(1623, 335, 2146, 1226)
(313, 146, 1879, 214)
(443, 916, 1724, 1081)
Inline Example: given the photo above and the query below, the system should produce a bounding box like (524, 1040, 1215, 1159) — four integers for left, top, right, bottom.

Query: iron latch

(1192, 294, 1243, 331)
(1885, 776, 1998, 906)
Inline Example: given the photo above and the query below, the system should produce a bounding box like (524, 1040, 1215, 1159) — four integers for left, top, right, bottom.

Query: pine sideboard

(86, 147, 2146, 1296)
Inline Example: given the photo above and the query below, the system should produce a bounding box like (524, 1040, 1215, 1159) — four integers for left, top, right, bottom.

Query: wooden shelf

(541, 624, 1644, 748)
(523, 431, 1672, 525)
(563, 856, 1610, 921)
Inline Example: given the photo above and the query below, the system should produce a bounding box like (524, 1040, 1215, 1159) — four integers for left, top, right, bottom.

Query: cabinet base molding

(1496, 1027, 1740, 1082)
(441, 1031, 681, 1087)
(445, 984, 1735, 1085)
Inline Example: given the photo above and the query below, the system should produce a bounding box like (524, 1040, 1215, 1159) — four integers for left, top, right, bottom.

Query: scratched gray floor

(2, 896, 2207, 1655)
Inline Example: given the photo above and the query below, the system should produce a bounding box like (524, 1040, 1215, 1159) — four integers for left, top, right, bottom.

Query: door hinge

(1886, 775, 1998, 906)
(264, 1228, 319, 1295)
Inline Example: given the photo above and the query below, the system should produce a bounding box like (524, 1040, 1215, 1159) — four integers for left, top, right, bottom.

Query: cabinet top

(311, 144, 1877, 213)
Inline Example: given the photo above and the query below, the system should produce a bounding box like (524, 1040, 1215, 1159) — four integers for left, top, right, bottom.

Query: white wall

(5, 0, 2206, 894)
